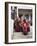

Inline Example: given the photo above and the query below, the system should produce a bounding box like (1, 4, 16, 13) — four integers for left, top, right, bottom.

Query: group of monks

(14, 15, 30, 35)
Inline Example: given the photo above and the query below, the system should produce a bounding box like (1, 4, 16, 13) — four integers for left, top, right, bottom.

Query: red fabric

(15, 26, 20, 32)
(15, 21, 30, 32)
(23, 22, 30, 32)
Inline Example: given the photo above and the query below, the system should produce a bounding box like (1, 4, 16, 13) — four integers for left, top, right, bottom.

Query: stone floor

(12, 26, 32, 39)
